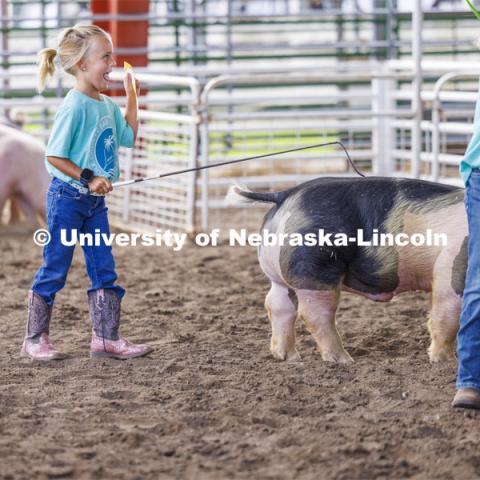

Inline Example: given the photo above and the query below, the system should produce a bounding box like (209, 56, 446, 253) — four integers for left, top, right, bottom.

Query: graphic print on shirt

(90, 116, 118, 178)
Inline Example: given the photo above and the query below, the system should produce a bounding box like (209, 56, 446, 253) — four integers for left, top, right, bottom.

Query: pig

(226, 176, 467, 364)
(0, 124, 49, 225)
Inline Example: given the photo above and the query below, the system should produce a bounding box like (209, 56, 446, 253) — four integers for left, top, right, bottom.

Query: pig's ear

(225, 183, 256, 206)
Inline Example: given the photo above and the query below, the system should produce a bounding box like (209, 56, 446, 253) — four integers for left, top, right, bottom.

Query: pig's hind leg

(279, 244, 352, 363)
(265, 282, 300, 361)
(13, 192, 38, 225)
(297, 288, 354, 364)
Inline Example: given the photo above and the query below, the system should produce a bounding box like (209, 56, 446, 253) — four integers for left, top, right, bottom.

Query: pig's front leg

(427, 291, 460, 363)
(297, 288, 353, 364)
(265, 282, 300, 361)
(0, 186, 9, 226)
(427, 250, 463, 363)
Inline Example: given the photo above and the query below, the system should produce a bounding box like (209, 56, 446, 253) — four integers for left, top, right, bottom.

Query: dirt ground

(1, 211, 480, 480)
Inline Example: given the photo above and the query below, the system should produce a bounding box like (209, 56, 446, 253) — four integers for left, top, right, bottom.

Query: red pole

(91, 0, 149, 96)
(90, 0, 110, 32)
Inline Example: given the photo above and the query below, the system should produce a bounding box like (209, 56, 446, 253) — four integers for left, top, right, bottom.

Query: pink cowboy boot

(88, 288, 153, 360)
(20, 291, 65, 361)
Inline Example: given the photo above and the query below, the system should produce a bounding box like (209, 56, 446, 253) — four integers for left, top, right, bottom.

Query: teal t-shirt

(460, 87, 480, 187)
(45, 89, 134, 186)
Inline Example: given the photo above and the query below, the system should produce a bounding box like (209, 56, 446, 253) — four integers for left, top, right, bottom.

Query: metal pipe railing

(431, 72, 480, 182)
(411, 0, 423, 179)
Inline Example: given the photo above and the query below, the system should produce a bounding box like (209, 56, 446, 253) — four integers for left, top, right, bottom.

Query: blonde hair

(37, 24, 112, 93)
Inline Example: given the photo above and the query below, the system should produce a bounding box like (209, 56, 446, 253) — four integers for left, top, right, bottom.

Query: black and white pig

(227, 176, 467, 364)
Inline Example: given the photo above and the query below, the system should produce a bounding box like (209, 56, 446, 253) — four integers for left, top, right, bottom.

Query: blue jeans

(32, 177, 125, 306)
(457, 168, 480, 390)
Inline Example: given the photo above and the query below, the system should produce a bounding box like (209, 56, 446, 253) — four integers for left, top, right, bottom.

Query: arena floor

(1, 217, 479, 480)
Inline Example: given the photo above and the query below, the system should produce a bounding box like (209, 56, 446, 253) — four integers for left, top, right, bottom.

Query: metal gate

(106, 72, 200, 234)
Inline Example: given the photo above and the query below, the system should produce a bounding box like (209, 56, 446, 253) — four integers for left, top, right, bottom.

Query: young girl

(21, 24, 152, 361)
(453, 97, 480, 408)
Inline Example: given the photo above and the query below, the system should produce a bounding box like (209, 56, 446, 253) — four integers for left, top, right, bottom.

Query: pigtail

(37, 48, 57, 94)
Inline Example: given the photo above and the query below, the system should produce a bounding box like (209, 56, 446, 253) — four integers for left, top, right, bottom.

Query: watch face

(82, 169, 94, 181)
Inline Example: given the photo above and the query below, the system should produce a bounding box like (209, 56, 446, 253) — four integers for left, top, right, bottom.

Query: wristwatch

(79, 168, 94, 187)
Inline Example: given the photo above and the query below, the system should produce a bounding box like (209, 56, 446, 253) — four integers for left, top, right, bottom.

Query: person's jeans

(457, 168, 480, 390)
(32, 177, 125, 306)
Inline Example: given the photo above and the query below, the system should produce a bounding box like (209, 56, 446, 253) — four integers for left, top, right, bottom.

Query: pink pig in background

(0, 123, 49, 226)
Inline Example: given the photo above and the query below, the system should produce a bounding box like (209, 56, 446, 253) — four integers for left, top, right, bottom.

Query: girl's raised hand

(124, 74, 140, 99)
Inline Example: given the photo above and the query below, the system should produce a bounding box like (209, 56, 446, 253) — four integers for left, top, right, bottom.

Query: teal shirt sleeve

(45, 106, 81, 158)
(113, 102, 134, 148)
